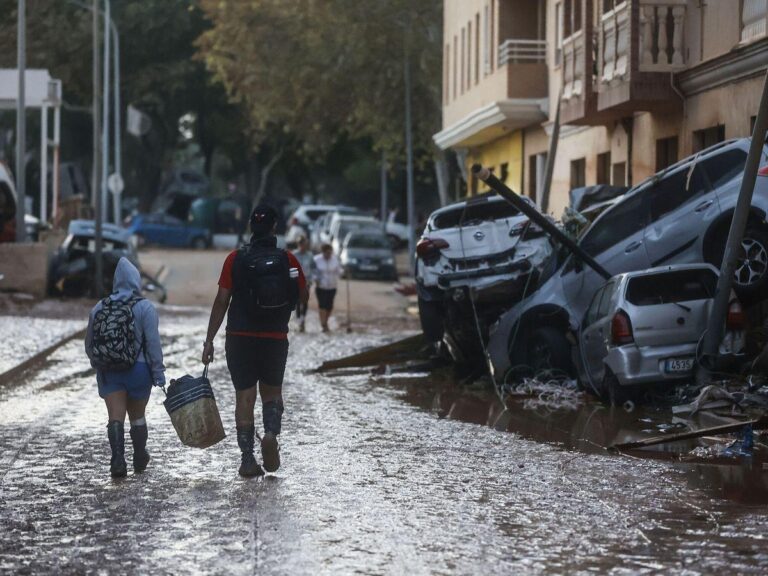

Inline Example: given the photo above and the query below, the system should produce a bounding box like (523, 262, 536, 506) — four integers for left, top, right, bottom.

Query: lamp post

(93, 0, 103, 296)
(15, 0, 26, 243)
(101, 0, 110, 225)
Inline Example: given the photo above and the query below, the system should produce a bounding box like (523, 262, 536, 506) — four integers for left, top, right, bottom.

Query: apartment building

(435, 0, 768, 217)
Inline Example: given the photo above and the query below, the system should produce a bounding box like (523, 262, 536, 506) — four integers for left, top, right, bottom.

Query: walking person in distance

(202, 205, 309, 477)
(85, 257, 166, 478)
(313, 243, 342, 333)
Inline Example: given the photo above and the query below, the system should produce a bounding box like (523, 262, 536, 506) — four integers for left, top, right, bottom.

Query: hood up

(112, 257, 142, 300)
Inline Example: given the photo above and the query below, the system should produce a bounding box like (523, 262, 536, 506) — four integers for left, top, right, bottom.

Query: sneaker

(261, 432, 280, 473)
(239, 453, 265, 477)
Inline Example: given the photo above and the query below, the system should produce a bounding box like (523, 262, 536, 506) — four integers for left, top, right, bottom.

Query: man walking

(202, 205, 308, 477)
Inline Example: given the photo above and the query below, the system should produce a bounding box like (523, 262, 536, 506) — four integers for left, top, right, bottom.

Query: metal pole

(112, 19, 121, 224)
(93, 0, 103, 296)
(101, 0, 110, 225)
(473, 164, 611, 280)
(540, 93, 561, 213)
(380, 151, 388, 222)
(404, 44, 416, 268)
(52, 104, 60, 224)
(40, 105, 48, 223)
(700, 71, 768, 370)
(15, 0, 26, 243)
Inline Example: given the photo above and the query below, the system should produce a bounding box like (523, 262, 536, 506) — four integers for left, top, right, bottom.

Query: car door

(140, 214, 164, 244)
(563, 191, 651, 317)
(578, 284, 607, 386)
(643, 162, 719, 267)
(579, 281, 615, 385)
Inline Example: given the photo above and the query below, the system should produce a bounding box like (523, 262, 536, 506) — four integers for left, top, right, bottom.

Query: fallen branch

(315, 334, 425, 372)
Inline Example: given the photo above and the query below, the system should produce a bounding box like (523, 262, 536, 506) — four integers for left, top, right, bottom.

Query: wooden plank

(315, 333, 426, 372)
(608, 417, 768, 452)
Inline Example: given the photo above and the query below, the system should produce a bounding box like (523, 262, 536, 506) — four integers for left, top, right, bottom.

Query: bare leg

(235, 386, 258, 428)
(104, 391, 128, 422)
(319, 309, 329, 331)
(127, 397, 149, 422)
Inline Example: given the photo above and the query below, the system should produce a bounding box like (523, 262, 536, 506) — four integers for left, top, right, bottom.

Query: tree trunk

(434, 149, 450, 207)
(252, 148, 284, 208)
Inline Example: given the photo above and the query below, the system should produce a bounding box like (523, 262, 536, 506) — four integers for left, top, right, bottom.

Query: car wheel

(603, 368, 637, 407)
(709, 227, 768, 302)
(417, 296, 445, 343)
(528, 326, 573, 376)
(191, 236, 208, 250)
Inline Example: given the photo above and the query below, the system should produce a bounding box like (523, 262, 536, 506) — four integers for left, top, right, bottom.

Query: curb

(0, 327, 87, 388)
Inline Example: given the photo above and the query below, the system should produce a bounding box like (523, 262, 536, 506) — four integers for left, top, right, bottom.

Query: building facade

(436, 0, 768, 217)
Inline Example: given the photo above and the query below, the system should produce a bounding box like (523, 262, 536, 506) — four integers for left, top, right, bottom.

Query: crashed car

(415, 193, 554, 363)
(50, 220, 166, 301)
(576, 264, 745, 404)
(487, 137, 768, 382)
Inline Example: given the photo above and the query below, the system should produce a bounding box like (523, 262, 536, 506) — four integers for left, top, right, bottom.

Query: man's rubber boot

(261, 401, 284, 473)
(236, 425, 264, 478)
(107, 420, 127, 478)
(130, 424, 150, 473)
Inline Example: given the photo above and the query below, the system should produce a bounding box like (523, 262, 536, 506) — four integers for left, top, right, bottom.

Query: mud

(1, 312, 768, 574)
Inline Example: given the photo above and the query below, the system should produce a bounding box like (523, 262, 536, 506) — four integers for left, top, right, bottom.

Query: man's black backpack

(234, 245, 299, 322)
(90, 296, 143, 371)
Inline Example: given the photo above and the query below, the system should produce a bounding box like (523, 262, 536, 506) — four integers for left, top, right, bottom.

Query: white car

(328, 214, 384, 254)
(415, 193, 554, 364)
(286, 204, 356, 244)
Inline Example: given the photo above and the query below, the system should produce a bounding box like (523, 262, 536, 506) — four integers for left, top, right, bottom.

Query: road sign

(108, 172, 124, 195)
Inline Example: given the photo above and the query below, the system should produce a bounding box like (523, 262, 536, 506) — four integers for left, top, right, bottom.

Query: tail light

(758, 165, 768, 177)
(610, 310, 634, 345)
(416, 237, 449, 260)
(726, 300, 746, 330)
(509, 219, 530, 236)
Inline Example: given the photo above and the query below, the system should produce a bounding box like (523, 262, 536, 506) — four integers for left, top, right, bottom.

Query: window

(701, 149, 748, 190)
(433, 198, 520, 230)
(475, 13, 481, 84)
(570, 158, 586, 189)
(626, 269, 717, 306)
(490, 0, 496, 71)
(612, 162, 626, 186)
(655, 137, 678, 171)
(693, 125, 725, 153)
(484, 5, 491, 74)
(500, 162, 509, 184)
(596, 152, 611, 185)
(461, 28, 466, 94)
(597, 281, 616, 318)
(528, 156, 538, 198)
(647, 165, 708, 223)
(563, 0, 582, 39)
(555, 3, 564, 65)
(444, 44, 450, 103)
(584, 286, 605, 326)
(579, 192, 648, 257)
(467, 21, 473, 90)
(453, 36, 458, 100)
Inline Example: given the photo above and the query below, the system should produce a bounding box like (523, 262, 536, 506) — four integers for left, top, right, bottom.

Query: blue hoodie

(85, 257, 166, 386)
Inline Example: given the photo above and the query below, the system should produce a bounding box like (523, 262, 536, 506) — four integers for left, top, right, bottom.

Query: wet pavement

(2, 311, 768, 574)
(0, 317, 83, 375)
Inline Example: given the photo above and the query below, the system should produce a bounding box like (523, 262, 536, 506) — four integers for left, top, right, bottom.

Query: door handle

(624, 240, 642, 253)
(694, 199, 714, 213)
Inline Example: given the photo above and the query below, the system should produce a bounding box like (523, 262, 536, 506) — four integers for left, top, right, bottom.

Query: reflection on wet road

(2, 313, 768, 574)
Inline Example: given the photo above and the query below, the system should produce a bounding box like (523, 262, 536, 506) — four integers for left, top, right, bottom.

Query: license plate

(359, 264, 378, 271)
(664, 357, 694, 373)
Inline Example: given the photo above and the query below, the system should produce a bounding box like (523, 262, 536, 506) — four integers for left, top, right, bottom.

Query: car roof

(68, 219, 131, 244)
(612, 263, 720, 285)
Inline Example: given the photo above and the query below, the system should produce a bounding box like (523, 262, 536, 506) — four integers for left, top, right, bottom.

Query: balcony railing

(562, 31, 585, 100)
(742, 0, 768, 43)
(498, 39, 547, 66)
(639, 0, 687, 71)
(600, 1, 631, 82)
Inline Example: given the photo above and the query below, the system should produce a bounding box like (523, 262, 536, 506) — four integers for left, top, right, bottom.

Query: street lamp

(16, 0, 26, 243)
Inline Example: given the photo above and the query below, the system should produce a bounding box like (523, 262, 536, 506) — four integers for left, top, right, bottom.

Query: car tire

(191, 236, 208, 250)
(709, 226, 768, 302)
(603, 368, 641, 407)
(418, 296, 445, 344)
(528, 326, 573, 376)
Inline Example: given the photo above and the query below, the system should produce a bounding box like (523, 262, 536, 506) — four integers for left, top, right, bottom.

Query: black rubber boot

(236, 425, 264, 478)
(130, 424, 150, 473)
(107, 420, 127, 478)
(261, 401, 284, 473)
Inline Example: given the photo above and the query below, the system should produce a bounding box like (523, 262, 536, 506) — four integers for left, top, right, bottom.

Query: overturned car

(415, 193, 554, 364)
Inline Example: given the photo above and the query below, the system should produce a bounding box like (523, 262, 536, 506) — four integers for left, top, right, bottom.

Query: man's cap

(250, 204, 278, 234)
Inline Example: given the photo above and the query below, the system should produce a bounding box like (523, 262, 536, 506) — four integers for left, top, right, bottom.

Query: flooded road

(2, 311, 768, 574)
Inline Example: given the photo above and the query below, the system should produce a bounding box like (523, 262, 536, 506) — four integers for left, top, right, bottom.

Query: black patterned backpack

(90, 296, 143, 371)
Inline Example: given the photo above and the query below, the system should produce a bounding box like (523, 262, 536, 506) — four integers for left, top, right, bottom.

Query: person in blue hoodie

(85, 257, 166, 478)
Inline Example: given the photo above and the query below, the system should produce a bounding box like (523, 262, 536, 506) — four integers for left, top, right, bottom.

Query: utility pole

(15, 0, 26, 243)
(380, 151, 388, 222)
(113, 19, 122, 224)
(699, 71, 768, 377)
(93, 0, 103, 296)
(101, 0, 110, 225)
(404, 41, 416, 267)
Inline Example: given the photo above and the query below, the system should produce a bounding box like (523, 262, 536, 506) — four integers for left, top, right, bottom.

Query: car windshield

(339, 222, 380, 237)
(432, 200, 519, 229)
(348, 235, 390, 249)
(625, 269, 717, 306)
(71, 236, 128, 253)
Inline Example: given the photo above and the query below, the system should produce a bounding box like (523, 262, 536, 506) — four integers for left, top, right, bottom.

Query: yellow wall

(466, 131, 523, 195)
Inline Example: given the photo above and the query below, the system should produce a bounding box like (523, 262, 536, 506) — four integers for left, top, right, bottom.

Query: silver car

(488, 138, 768, 381)
(575, 265, 745, 404)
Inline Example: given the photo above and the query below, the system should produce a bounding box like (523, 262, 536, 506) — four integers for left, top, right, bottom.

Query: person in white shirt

(313, 243, 342, 332)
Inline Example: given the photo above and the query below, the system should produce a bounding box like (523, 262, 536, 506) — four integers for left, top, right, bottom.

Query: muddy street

(1, 309, 767, 575)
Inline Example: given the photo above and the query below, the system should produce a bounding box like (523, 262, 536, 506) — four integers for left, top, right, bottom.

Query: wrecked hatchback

(49, 220, 166, 301)
(415, 193, 553, 363)
(576, 264, 746, 404)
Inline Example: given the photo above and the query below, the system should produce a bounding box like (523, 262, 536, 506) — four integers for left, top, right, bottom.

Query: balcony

(742, 0, 768, 44)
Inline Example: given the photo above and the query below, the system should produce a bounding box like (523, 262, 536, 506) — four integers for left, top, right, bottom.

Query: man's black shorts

(315, 287, 337, 311)
(225, 335, 289, 390)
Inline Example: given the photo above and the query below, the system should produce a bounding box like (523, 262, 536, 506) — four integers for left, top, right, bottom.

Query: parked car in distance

(576, 264, 745, 404)
(328, 214, 383, 254)
(126, 213, 211, 249)
(287, 204, 357, 244)
(488, 137, 768, 382)
(340, 231, 397, 280)
(310, 206, 363, 250)
(415, 192, 553, 364)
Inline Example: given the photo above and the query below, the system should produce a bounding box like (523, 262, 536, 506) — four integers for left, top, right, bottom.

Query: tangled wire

(502, 369, 583, 412)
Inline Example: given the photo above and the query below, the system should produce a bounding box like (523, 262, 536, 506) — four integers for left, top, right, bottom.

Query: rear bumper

(605, 343, 699, 386)
(437, 259, 532, 289)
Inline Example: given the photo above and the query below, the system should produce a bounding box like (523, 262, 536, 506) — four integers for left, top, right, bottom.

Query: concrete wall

(466, 131, 524, 194)
(0, 243, 49, 299)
